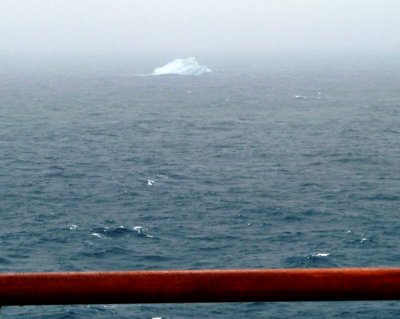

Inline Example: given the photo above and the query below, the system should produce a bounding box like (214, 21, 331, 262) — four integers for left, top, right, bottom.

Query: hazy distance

(1, 0, 399, 56)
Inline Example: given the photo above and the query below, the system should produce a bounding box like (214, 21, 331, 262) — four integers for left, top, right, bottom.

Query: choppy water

(1, 55, 399, 318)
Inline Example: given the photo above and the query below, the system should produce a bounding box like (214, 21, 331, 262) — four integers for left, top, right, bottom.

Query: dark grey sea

(1, 53, 399, 318)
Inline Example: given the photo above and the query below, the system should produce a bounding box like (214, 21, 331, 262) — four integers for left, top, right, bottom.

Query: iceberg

(151, 57, 211, 76)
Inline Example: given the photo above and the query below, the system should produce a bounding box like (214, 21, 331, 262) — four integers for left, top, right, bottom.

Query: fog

(1, 0, 399, 56)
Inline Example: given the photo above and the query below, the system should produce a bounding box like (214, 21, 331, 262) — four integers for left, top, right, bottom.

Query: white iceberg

(151, 57, 211, 76)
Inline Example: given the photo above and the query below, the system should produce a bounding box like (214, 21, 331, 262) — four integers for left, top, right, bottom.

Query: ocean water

(0, 54, 399, 318)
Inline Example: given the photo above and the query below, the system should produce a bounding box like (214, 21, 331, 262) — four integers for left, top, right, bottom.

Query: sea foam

(151, 57, 211, 76)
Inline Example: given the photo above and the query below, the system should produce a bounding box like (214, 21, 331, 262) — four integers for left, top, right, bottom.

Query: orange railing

(1, 268, 400, 306)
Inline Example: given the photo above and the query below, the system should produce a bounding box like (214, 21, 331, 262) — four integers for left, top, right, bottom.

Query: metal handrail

(1, 268, 400, 306)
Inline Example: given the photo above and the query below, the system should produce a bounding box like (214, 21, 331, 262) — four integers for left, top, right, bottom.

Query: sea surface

(0, 54, 399, 318)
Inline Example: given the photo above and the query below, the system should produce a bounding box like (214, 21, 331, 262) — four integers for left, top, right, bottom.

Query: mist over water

(1, 53, 400, 318)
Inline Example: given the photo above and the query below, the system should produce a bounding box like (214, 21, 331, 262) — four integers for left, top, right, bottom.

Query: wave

(90, 225, 154, 239)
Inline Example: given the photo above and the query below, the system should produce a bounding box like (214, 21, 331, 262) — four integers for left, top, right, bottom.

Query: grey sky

(1, 0, 399, 54)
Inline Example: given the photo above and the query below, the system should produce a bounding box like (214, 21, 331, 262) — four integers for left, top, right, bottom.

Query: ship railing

(1, 268, 400, 306)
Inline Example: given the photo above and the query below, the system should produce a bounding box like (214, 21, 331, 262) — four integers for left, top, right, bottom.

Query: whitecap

(314, 253, 330, 257)
(133, 226, 154, 238)
(305, 252, 331, 259)
(147, 179, 154, 186)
